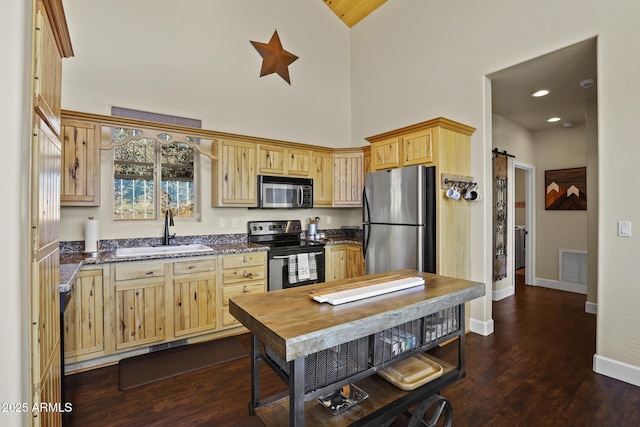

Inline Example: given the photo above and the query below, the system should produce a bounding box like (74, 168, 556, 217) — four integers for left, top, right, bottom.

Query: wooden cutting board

(377, 353, 443, 391)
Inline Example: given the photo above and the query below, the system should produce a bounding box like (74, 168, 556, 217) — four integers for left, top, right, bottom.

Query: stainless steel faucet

(163, 209, 175, 245)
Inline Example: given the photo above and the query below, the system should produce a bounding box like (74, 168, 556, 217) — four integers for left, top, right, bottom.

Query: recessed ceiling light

(562, 122, 574, 128)
(531, 89, 550, 97)
(547, 117, 561, 123)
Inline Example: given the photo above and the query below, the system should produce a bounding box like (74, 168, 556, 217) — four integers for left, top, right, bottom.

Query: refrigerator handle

(362, 187, 370, 223)
(362, 223, 371, 259)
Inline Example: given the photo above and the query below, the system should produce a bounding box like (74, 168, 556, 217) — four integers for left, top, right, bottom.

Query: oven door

(268, 248, 325, 291)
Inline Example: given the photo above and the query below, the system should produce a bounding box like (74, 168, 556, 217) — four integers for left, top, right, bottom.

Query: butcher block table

(229, 269, 485, 426)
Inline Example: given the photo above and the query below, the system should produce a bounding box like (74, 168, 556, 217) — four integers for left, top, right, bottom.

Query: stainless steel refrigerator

(362, 165, 436, 275)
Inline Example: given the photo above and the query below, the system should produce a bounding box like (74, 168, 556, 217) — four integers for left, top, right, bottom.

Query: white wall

(62, 0, 351, 147)
(534, 125, 588, 282)
(1, 1, 32, 425)
(60, 0, 359, 242)
(351, 0, 640, 385)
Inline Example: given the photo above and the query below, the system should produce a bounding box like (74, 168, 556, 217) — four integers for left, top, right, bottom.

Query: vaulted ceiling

(322, 0, 387, 27)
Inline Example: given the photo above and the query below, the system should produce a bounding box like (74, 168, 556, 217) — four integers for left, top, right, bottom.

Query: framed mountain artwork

(545, 167, 587, 210)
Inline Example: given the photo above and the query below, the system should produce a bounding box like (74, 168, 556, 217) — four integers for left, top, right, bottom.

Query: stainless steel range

(248, 220, 325, 291)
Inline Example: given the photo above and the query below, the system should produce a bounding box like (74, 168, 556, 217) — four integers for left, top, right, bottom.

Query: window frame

(110, 107, 202, 223)
(111, 138, 200, 222)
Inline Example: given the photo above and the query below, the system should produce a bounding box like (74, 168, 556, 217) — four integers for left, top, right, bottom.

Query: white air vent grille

(559, 250, 587, 284)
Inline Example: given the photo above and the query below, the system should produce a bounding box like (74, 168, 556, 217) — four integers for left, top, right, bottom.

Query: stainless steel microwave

(257, 175, 313, 209)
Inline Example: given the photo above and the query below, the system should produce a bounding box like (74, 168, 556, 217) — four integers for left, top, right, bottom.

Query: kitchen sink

(114, 244, 212, 258)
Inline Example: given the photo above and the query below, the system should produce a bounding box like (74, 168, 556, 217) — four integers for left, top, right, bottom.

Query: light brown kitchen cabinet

(370, 138, 401, 171)
(258, 145, 311, 177)
(401, 129, 434, 166)
(34, 3, 64, 135)
(60, 119, 100, 206)
(172, 258, 217, 337)
(212, 139, 257, 207)
(286, 147, 311, 177)
(311, 151, 333, 206)
(31, 2, 73, 423)
(325, 245, 346, 282)
(325, 244, 364, 282)
(221, 252, 267, 328)
(333, 152, 364, 206)
(113, 261, 166, 350)
(64, 267, 105, 362)
(346, 245, 365, 278)
(362, 145, 372, 181)
(258, 144, 286, 175)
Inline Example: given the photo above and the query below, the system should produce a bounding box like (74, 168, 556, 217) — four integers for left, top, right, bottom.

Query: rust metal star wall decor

(250, 30, 298, 85)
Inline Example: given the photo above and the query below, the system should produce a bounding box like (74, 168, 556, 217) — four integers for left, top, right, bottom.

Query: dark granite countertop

(59, 242, 268, 291)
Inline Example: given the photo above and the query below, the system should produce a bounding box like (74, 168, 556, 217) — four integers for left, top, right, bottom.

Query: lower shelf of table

(255, 355, 457, 427)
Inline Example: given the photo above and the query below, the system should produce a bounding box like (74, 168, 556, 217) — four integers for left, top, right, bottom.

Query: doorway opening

(514, 161, 535, 289)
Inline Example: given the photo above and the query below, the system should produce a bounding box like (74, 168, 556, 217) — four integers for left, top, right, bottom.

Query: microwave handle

(298, 186, 303, 207)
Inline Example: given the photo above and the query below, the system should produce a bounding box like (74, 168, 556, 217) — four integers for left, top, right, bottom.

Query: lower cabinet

(325, 244, 365, 282)
(65, 251, 267, 372)
(172, 258, 218, 337)
(221, 252, 267, 328)
(113, 260, 167, 351)
(64, 267, 105, 362)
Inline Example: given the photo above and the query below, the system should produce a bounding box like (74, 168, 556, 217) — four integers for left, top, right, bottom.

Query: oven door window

(262, 183, 301, 208)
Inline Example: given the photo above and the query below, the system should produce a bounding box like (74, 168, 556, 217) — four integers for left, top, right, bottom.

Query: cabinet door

(61, 119, 100, 206)
(34, 5, 62, 135)
(327, 245, 347, 282)
(213, 140, 257, 206)
(346, 245, 365, 278)
(115, 279, 166, 350)
(258, 144, 286, 175)
(371, 138, 401, 171)
(64, 268, 104, 360)
(333, 153, 363, 206)
(287, 148, 311, 177)
(311, 151, 333, 206)
(402, 129, 433, 166)
(173, 273, 217, 337)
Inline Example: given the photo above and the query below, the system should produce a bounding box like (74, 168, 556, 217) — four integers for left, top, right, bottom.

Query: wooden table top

(229, 270, 485, 362)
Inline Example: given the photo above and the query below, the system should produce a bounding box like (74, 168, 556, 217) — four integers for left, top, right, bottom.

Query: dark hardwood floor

(65, 273, 640, 426)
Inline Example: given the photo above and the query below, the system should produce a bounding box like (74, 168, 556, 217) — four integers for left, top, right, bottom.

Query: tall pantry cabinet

(30, 1, 73, 426)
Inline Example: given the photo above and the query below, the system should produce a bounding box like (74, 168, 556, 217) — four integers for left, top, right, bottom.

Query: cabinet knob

(145, 271, 153, 275)
(243, 255, 249, 263)
(243, 270, 253, 279)
(242, 285, 248, 292)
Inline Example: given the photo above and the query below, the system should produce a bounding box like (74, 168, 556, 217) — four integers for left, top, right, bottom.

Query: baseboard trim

(585, 301, 597, 314)
(492, 286, 514, 301)
(535, 278, 587, 294)
(469, 318, 494, 336)
(593, 354, 640, 388)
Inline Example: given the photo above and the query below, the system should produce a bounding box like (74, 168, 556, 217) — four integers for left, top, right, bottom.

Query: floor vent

(151, 339, 188, 353)
(559, 249, 587, 284)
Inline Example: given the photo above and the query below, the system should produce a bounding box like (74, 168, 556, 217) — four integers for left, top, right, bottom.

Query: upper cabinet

(311, 151, 333, 207)
(401, 128, 434, 166)
(365, 118, 468, 171)
(370, 137, 401, 171)
(333, 151, 363, 207)
(60, 119, 101, 206)
(258, 144, 311, 177)
(212, 139, 257, 207)
(34, 1, 73, 136)
(258, 144, 286, 175)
